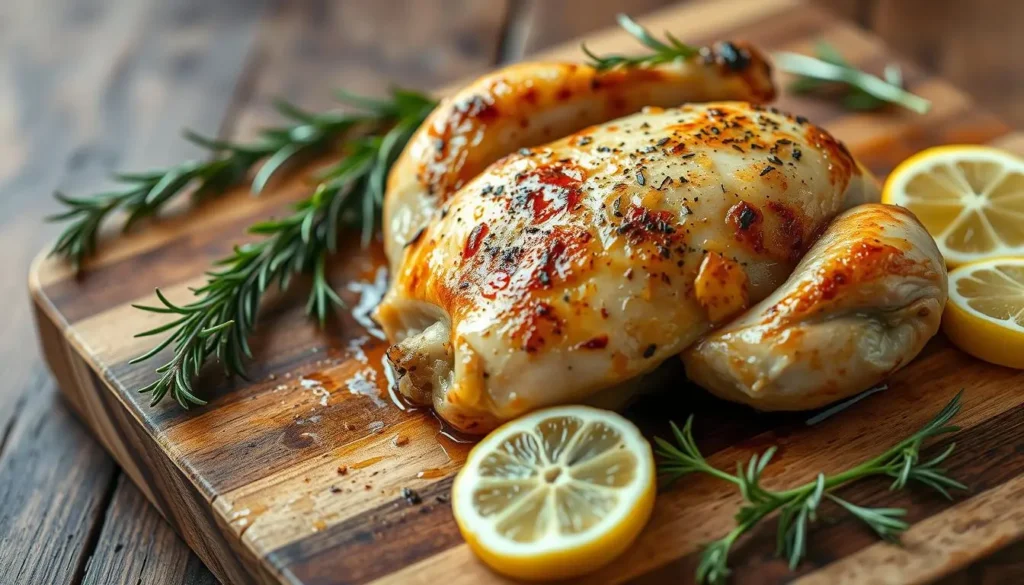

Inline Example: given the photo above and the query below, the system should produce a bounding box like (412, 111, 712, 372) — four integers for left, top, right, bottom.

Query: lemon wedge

(943, 257, 1024, 369)
(451, 405, 655, 580)
(882, 145, 1024, 266)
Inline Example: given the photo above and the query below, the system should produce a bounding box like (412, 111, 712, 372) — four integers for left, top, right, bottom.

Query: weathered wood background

(1, 0, 1022, 583)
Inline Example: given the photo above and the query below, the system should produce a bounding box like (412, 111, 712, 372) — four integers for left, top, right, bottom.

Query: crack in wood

(71, 469, 121, 585)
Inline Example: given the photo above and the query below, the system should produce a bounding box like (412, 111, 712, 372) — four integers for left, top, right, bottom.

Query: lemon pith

(943, 257, 1024, 369)
(452, 405, 656, 580)
(882, 145, 1024, 266)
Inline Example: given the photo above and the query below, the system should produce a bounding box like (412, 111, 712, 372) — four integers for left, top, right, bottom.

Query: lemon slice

(882, 145, 1024, 266)
(452, 405, 655, 580)
(943, 257, 1024, 368)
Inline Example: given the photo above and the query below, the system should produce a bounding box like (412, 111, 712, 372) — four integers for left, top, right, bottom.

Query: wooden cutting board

(29, 0, 1024, 583)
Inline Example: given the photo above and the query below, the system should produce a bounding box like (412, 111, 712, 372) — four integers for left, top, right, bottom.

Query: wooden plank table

(2, 0, 1022, 583)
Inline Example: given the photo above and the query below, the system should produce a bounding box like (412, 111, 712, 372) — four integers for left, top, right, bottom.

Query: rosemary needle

(655, 391, 965, 584)
(775, 42, 931, 114)
(129, 89, 436, 408)
(583, 13, 700, 71)
(47, 92, 419, 269)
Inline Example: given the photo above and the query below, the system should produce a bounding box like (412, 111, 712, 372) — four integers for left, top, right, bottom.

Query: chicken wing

(682, 203, 946, 410)
(377, 102, 884, 433)
(383, 41, 775, 271)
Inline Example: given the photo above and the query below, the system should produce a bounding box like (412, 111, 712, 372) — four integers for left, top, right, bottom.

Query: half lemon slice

(452, 405, 655, 581)
(944, 257, 1024, 369)
(882, 145, 1024, 266)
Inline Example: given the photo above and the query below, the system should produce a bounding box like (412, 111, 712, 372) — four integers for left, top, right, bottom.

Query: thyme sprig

(655, 391, 966, 584)
(129, 89, 435, 408)
(775, 41, 931, 114)
(47, 92, 418, 269)
(583, 13, 700, 71)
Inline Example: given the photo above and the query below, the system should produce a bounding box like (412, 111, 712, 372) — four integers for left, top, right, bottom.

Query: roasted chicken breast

(376, 101, 936, 433)
(383, 42, 775, 272)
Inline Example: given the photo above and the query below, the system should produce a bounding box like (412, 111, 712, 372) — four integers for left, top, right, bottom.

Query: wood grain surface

(1, 0, 269, 582)
(82, 475, 220, 585)
(4, 0, 1023, 584)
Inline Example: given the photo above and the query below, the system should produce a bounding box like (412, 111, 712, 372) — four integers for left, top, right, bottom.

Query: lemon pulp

(882, 145, 1024, 266)
(943, 257, 1024, 369)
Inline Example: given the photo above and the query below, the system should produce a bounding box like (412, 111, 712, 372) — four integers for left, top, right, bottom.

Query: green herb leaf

(47, 90, 414, 269)
(583, 13, 699, 71)
(127, 89, 436, 408)
(656, 391, 965, 583)
(775, 42, 930, 114)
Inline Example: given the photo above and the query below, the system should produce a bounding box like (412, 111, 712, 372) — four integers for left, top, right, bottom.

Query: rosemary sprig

(583, 13, 700, 71)
(655, 391, 966, 584)
(47, 92, 417, 269)
(775, 41, 931, 114)
(129, 89, 435, 408)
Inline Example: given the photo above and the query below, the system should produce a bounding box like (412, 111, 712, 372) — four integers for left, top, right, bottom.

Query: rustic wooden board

(29, 0, 1024, 583)
(0, 0, 271, 582)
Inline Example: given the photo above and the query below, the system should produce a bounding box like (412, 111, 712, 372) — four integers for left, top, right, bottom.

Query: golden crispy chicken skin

(682, 203, 946, 410)
(383, 41, 775, 271)
(377, 102, 905, 433)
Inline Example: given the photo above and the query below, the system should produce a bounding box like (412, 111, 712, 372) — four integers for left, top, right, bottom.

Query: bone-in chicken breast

(383, 42, 775, 272)
(377, 102, 890, 433)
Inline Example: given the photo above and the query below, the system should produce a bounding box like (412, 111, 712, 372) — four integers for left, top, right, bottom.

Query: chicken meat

(383, 41, 775, 273)
(375, 98, 942, 433)
(376, 58, 945, 434)
(683, 203, 946, 410)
